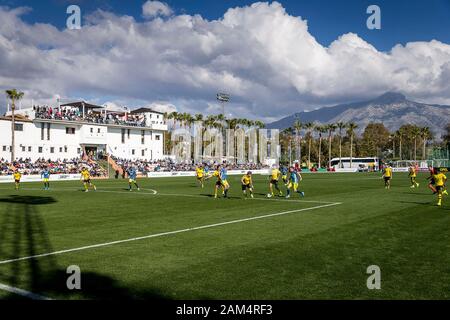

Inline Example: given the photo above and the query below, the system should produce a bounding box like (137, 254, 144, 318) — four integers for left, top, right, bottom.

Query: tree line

(280, 121, 434, 168)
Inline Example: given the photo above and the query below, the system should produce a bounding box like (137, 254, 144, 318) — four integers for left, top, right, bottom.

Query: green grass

(0, 172, 448, 300)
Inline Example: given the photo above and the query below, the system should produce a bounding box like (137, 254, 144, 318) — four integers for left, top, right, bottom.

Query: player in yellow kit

(382, 165, 393, 189)
(408, 165, 419, 188)
(80, 167, 96, 192)
(195, 165, 205, 188)
(13, 169, 21, 190)
(434, 169, 447, 206)
(268, 165, 283, 197)
(241, 171, 254, 198)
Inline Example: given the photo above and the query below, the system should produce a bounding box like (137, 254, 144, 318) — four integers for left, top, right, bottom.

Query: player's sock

(444, 190, 448, 196)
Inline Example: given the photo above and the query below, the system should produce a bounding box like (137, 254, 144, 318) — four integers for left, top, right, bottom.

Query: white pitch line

(0, 283, 52, 300)
(0, 202, 341, 266)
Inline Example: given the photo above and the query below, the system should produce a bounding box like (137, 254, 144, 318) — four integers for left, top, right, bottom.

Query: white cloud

(1, 2, 450, 121)
(142, 1, 173, 18)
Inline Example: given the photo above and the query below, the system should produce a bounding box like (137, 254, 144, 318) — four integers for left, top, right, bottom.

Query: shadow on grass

(0, 195, 173, 300)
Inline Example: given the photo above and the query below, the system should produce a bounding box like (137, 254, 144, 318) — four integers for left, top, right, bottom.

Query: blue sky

(1, 0, 450, 120)
(4, 0, 450, 51)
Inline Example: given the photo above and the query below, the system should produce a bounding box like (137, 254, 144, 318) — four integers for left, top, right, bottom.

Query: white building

(0, 102, 167, 161)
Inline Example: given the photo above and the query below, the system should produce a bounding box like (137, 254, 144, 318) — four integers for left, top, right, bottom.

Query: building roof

(60, 101, 103, 109)
(0, 115, 33, 122)
(129, 107, 164, 115)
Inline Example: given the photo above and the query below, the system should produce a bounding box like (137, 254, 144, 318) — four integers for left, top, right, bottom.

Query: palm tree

(327, 123, 337, 168)
(347, 122, 358, 168)
(304, 122, 315, 168)
(420, 127, 431, 160)
(336, 122, 346, 168)
(412, 126, 421, 161)
(293, 120, 302, 162)
(397, 128, 403, 160)
(316, 125, 327, 169)
(254, 120, 265, 129)
(5, 89, 24, 163)
(390, 133, 397, 158)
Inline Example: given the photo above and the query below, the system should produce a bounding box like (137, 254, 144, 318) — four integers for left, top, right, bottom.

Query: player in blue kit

(41, 167, 51, 190)
(127, 166, 140, 191)
(220, 165, 230, 198)
(285, 167, 305, 198)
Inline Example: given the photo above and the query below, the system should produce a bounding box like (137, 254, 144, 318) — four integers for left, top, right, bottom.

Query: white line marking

(0, 202, 341, 266)
(0, 283, 52, 300)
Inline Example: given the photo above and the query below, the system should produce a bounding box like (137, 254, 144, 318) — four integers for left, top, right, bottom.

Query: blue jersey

(220, 168, 228, 181)
(41, 170, 50, 179)
(128, 168, 137, 180)
(281, 167, 288, 175)
(289, 171, 299, 183)
(204, 166, 209, 174)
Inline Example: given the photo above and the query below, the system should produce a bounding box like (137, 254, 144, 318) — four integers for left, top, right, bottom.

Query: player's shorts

(83, 179, 91, 184)
(129, 178, 136, 184)
(15, 180, 20, 183)
(384, 177, 391, 182)
(287, 182, 299, 191)
(222, 180, 230, 189)
(216, 180, 223, 187)
(270, 179, 279, 185)
(241, 183, 252, 191)
(196, 175, 203, 180)
(429, 178, 435, 185)
(43, 178, 49, 182)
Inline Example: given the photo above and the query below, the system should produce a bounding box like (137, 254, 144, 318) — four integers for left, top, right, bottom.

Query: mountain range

(266, 92, 450, 138)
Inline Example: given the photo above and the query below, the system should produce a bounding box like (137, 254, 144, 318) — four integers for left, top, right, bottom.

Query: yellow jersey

(241, 175, 252, 185)
(196, 167, 204, 178)
(13, 172, 21, 181)
(409, 167, 416, 177)
(81, 170, 90, 180)
(434, 173, 447, 187)
(271, 169, 281, 181)
(384, 167, 392, 177)
(212, 170, 221, 182)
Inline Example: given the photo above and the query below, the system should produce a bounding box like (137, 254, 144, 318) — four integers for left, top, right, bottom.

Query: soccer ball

(266, 193, 272, 198)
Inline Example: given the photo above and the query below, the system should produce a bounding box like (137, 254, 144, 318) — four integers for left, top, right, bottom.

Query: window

(157, 115, 160, 119)
(90, 128, 93, 133)
(21, 146, 25, 152)
(14, 123, 23, 131)
(77, 148, 81, 154)
(59, 147, 63, 153)
(2, 146, 6, 151)
(64, 146, 68, 153)
(132, 149, 135, 155)
(141, 130, 145, 144)
(41, 123, 45, 140)
(98, 128, 101, 133)
(127, 129, 130, 139)
(47, 123, 51, 140)
(121, 129, 125, 143)
(28, 146, 32, 152)
(141, 150, 145, 156)
(155, 135, 160, 141)
(38, 147, 43, 153)
(66, 127, 75, 134)
(50, 147, 54, 153)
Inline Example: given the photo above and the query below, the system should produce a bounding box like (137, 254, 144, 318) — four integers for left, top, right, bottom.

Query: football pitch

(0, 172, 448, 300)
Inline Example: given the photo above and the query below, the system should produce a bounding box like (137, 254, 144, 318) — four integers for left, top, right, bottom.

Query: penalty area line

(0, 202, 341, 266)
(0, 282, 52, 300)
